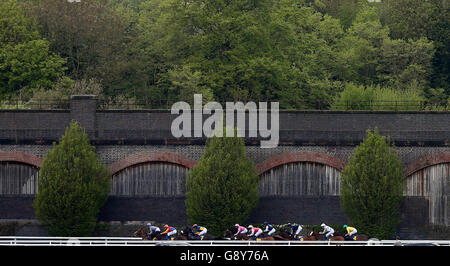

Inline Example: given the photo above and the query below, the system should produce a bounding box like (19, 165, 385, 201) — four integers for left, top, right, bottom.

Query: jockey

(320, 223, 335, 240)
(192, 224, 207, 240)
(343, 225, 357, 239)
(287, 223, 303, 239)
(161, 224, 177, 240)
(147, 223, 161, 239)
(247, 225, 263, 240)
(263, 222, 276, 236)
(234, 224, 248, 237)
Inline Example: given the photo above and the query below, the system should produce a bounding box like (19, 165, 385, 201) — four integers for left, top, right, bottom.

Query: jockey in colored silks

(161, 224, 177, 240)
(247, 225, 263, 240)
(263, 222, 276, 236)
(320, 223, 335, 239)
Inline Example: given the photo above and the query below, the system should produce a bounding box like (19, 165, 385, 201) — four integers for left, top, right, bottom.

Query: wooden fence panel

(111, 162, 187, 197)
(0, 162, 39, 195)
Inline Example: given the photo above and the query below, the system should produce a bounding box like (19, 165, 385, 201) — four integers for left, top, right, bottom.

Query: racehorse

(272, 233, 290, 240)
(309, 231, 345, 242)
(334, 231, 369, 241)
(223, 228, 283, 241)
(181, 226, 215, 240)
(275, 231, 295, 240)
(223, 228, 248, 240)
(179, 227, 195, 240)
(274, 229, 315, 241)
(235, 232, 251, 240)
(354, 235, 369, 241)
(223, 229, 233, 239)
(134, 227, 149, 240)
(258, 234, 276, 241)
(299, 233, 316, 241)
(134, 227, 165, 240)
(222, 229, 257, 240)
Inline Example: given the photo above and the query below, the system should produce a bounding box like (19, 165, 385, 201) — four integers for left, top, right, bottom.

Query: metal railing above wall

(0, 236, 448, 246)
(0, 97, 448, 111)
(95, 98, 449, 111)
(0, 100, 70, 110)
(96, 99, 449, 111)
(329, 100, 449, 111)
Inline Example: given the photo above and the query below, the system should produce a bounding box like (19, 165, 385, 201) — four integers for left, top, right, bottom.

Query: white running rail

(0, 237, 448, 246)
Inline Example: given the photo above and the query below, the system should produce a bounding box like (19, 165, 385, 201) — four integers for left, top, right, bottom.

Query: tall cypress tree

(341, 128, 403, 239)
(33, 120, 110, 236)
(185, 128, 259, 237)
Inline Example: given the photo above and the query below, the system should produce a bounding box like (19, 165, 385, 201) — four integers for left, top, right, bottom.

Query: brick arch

(256, 152, 346, 175)
(109, 151, 198, 176)
(0, 151, 42, 168)
(404, 153, 450, 177)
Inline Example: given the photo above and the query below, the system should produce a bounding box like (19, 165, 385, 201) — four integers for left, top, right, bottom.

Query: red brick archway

(109, 151, 198, 175)
(256, 152, 346, 175)
(0, 151, 42, 168)
(404, 153, 450, 177)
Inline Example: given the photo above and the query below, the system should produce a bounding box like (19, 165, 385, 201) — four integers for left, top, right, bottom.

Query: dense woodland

(0, 0, 448, 110)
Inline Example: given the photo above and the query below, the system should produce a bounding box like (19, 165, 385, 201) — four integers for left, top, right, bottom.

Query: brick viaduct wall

(0, 95, 449, 234)
(1, 96, 449, 146)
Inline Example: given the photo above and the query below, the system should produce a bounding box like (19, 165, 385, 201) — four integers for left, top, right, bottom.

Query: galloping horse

(222, 229, 234, 240)
(334, 231, 369, 241)
(272, 233, 290, 240)
(134, 227, 149, 240)
(223, 228, 284, 241)
(258, 234, 276, 241)
(181, 227, 215, 240)
(274, 230, 316, 241)
(352, 234, 369, 241)
(275, 231, 296, 240)
(299, 232, 316, 241)
(235, 232, 251, 240)
(223, 229, 248, 240)
(134, 227, 165, 240)
(179, 227, 196, 240)
(309, 231, 345, 242)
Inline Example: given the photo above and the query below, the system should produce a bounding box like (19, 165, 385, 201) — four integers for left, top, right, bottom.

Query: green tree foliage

(0, 0, 447, 108)
(31, 0, 131, 94)
(379, 0, 443, 40)
(0, 0, 66, 98)
(134, 0, 349, 109)
(33, 121, 110, 236)
(313, 0, 368, 29)
(379, 0, 449, 94)
(332, 83, 424, 111)
(0, 0, 40, 45)
(0, 40, 66, 96)
(334, 6, 435, 92)
(378, 38, 435, 91)
(423, 87, 449, 107)
(335, 6, 389, 84)
(340, 129, 403, 239)
(185, 128, 259, 236)
(167, 65, 214, 105)
(332, 83, 376, 110)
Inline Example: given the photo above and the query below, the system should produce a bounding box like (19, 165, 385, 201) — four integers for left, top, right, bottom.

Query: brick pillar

(70, 95, 97, 139)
